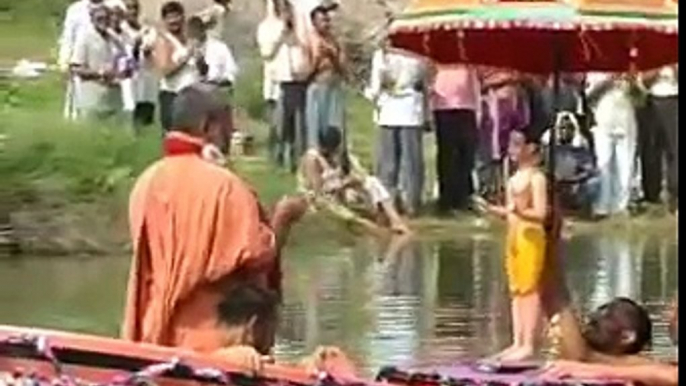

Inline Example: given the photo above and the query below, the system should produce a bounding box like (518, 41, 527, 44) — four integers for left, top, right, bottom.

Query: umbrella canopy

(388, 0, 678, 73)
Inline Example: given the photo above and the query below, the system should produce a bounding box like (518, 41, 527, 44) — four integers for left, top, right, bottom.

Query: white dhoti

(362, 175, 391, 205)
(63, 75, 80, 120)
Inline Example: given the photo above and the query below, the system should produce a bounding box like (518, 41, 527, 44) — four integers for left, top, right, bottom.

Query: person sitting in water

(211, 281, 357, 378)
(298, 127, 410, 234)
(542, 296, 677, 386)
(537, 244, 678, 386)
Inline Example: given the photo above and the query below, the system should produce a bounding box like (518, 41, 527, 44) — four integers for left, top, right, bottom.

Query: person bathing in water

(475, 130, 550, 362)
(211, 281, 357, 378)
(539, 279, 679, 386)
(298, 127, 411, 234)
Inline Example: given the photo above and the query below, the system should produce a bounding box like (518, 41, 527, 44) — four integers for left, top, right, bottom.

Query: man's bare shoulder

(531, 168, 548, 181)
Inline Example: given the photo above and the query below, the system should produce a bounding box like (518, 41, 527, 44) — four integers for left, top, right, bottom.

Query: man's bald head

(171, 84, 233, 152)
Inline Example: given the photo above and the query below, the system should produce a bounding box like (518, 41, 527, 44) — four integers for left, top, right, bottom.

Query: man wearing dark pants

(277, 81, 308, 170)
(257, 0, 310, 172)
(430, 65, 481, 214)
(639, 65, 678, 211)
(153, 2, 201, 132)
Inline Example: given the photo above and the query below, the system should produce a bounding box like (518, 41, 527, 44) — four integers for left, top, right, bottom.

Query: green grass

(0, 38, 383, 253)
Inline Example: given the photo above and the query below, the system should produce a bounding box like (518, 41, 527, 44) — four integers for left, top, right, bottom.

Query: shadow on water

(0, 230, 677, 374)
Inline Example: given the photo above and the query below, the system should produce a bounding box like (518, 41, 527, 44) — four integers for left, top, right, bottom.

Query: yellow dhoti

(505, 221, 547, 296)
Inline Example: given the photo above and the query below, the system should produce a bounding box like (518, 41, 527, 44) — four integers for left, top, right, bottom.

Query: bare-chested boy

(475, 130, 549, 362)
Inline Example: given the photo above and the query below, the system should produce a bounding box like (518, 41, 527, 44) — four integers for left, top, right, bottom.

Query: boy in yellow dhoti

(476, 130, 549, 362)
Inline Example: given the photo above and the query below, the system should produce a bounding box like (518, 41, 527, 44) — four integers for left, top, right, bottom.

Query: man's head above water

(216, 282, 280, 355)
(583, 297, 653, 356)
(171, 85, 232, 152)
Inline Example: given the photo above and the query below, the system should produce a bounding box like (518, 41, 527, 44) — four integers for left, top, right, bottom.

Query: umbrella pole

(547, 52, 561, 239)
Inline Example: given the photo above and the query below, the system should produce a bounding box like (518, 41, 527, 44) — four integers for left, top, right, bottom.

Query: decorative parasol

(388, 0, 679, 74)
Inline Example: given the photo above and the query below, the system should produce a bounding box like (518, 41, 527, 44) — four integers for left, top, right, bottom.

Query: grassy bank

(2, 47, 384, 255)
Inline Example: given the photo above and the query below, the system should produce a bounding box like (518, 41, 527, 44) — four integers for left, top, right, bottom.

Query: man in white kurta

(58, 0, 103, 120)
(365, 45, 430, 216)
(586, 72, 637, 217)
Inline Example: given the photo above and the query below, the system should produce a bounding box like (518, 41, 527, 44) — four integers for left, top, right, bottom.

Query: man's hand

(272, 195, 308, 226)
(213, 345, 268, 376)
(301, 346, 357, 379)
(472, 196, 511, 218)
(541, 360, 600, 380)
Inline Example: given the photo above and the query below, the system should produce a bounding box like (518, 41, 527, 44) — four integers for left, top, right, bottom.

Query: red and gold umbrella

(388, 0, 678, 73)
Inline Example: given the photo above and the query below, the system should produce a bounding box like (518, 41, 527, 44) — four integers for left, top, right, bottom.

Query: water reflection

(0, 231, 677, 374)
(275, 231, 677, 371)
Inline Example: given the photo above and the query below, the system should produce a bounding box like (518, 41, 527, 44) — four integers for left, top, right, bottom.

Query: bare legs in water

(490, 292, 542, 362)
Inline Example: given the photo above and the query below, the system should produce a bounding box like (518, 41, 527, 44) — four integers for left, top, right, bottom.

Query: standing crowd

(57, 0, 678, 231)
(255, 0, 678, 224)
(58, 0, 236, 135)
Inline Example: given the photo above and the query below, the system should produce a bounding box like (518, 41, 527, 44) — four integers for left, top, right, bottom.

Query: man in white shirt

(70, 4, 126, 120)
(365, 43, 430, 216)
(586, 72, 637, 217)
(639, 65, 678, 211)
(58, 0, 104, 120)
(256, 0, 282, 164)
(257, 0, 311, 173)
(187, 16, 238, 88)
(122, 0, 158, 129)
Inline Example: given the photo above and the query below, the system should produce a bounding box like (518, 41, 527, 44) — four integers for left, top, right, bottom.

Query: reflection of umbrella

(389, 0, 678, 73)
(388, 0, 677, 237)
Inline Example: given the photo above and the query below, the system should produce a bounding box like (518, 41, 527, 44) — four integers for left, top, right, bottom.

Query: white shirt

(257, 18, 310, 84)
(121, 23, 159, 105)
(586, 72, 636, 136)
(649, 65, 678, 97)
(58, 0, 94, 70)
(203, 38, 238, 84)
(256, 17, 283, 101)
(365, 49, 428, 127)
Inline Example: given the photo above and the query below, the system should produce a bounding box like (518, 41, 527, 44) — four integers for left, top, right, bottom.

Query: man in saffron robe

(123, 85, 306, 352)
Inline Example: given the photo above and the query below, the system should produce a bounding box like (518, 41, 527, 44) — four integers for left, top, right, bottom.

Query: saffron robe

(123, 148, 279, 352)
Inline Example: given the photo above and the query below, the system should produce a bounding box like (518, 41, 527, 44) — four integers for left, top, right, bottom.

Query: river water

(0, 231, 677, 375)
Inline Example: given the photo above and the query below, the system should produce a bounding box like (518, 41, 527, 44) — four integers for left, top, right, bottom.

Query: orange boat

(0, 325, 344, 386)
(0, 325, 628, 386)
